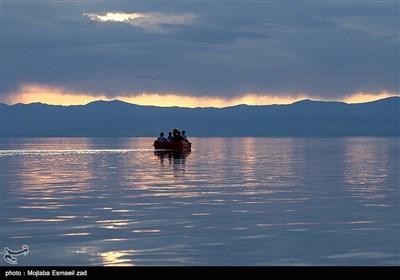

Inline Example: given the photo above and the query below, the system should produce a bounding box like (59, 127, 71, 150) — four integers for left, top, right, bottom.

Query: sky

(1, 0, 399, 107)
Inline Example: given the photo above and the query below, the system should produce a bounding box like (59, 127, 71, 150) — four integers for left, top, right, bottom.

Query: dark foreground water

(0, 137, 399, 266)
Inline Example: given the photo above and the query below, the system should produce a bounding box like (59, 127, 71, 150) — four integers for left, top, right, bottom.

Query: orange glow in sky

(2, 84, 398, 107)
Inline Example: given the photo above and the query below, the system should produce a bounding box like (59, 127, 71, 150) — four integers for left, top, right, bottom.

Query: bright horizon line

(4, 95, 399, 109)
(1, 84, 398, 108)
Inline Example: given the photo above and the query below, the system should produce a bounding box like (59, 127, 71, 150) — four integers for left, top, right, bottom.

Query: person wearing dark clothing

(157, 132, 167, 143)
(179, 130, 191, 144)
(171, 128, 191, 145)
(172, 129, 183, 142)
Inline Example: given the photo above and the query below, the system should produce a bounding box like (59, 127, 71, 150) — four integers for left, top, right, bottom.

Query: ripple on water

(1, 137, 399, 265)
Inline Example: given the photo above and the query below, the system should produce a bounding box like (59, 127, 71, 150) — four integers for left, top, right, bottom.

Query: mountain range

(1, 97, 399, 137)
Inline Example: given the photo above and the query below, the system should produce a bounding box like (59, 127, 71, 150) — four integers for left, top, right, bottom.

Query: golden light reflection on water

(99, 250, 136, 266)
(59, 232, 91, 236)
(102, 238, 130, 242)
(17, 205, 64, 209)
(11, 218, 67, 223)
(131, 229, 161, 233)
(344, 138, 389, 186)
(343, 138, 392, 202)
(10, 235, 34, 239)
(96, 219, 135, 229)
(1, 137, 399, 265)
(191, 213, 211, 216)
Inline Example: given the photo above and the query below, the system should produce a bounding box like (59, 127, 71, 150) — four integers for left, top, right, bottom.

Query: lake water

(0, 137, 399, 266)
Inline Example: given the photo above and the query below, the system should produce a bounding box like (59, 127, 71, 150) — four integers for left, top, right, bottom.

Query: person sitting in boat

(167, 132, 174, 141)
(182, 130, 188, 140)
(181, 130, 191, 144)
(157, 132, 167, 143)
(172, 128, 182, 142)
(172, 129, 191, 145)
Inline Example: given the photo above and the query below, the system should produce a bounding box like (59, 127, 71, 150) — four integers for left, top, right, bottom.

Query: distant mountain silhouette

(1, 97, 399, 137)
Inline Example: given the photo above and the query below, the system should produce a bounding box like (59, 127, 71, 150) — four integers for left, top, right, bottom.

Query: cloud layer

(1, 1, 399, 104)
(83, 12, 198, 34)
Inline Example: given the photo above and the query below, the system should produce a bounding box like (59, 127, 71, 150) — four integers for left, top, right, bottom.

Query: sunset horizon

(1, 83, 398, 108)
(2, 2, 398, 110)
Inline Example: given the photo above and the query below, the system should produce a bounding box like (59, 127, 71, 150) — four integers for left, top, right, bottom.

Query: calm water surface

(0, 137, 399, 265)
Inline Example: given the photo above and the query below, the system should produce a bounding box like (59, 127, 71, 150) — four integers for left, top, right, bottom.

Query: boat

(153, 140, 191, 152)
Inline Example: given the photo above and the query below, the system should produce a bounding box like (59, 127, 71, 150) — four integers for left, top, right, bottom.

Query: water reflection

(342, 138, 398, 207)
(99, 250, 136, 266)
(154, 151, 190, 164)
(154, 151, 191, 176)
(344, 138, 390, 186)
(1, 137, 399, 265)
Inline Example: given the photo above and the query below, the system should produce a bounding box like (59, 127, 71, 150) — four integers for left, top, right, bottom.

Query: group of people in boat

(156, 128, 191, 145)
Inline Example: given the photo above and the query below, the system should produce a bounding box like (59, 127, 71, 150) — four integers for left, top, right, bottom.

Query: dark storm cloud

(2, 1, 399, 99)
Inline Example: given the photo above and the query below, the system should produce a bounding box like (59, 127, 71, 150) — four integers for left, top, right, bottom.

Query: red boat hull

(154, 140, 191, 151)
